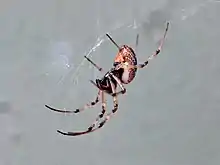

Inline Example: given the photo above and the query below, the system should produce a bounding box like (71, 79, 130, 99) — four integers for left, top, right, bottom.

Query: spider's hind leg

(135, 22, 169, 69)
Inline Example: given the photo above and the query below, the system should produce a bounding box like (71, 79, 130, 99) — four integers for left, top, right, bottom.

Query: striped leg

(109, 72, 126, 96)
(97, 92, 118, 129)
(56, 79, 118, 136)
(45, 90, 101, 113)
(135, 22, 169, 69)
(87, 90, 107, 131)
(93, 78, 119, 130)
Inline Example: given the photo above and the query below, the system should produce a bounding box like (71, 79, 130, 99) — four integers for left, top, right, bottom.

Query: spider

(45, 22, 169, 136)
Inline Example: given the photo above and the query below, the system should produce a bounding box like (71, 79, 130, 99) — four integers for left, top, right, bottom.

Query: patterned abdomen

(114, 45, 137, 84)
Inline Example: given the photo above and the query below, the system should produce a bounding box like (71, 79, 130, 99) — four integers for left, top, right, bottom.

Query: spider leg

(106, 33, 120, 50)
(57, 128, 98, 136)
(96, 85, 118, 130)
(56, 79, 118, 136)
(135, 34, 139, 53)
(109, 72, 126, 96)
(45, 90, 101, 113)
(56, 91, 107, 136)
(74, 90, 101, 113)
(89, 79, 116, 97)
(91, 71, 126, 96)
(84, 56, 103, 72)
(87, 90, 107, 131)
(135, 22, 169, 69)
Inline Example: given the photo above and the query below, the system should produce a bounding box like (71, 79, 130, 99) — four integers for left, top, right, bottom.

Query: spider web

(49, 21, 140, 101)
(58, 24, 140, 84)
(45, 20, 140, 132)
(46, 0, 214, 116)
(45, 0, 220, 139)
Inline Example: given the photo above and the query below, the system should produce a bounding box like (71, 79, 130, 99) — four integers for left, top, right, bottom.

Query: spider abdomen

(121, 68, 136, 84)
(113, 45, 138, 84)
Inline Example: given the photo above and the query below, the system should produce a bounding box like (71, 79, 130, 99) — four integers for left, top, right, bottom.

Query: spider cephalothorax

(96, 70, 118, 94)
(45, 22, 169, 136)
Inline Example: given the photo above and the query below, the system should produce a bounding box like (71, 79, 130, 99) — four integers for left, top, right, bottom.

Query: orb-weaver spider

(45, 22, 169, 136)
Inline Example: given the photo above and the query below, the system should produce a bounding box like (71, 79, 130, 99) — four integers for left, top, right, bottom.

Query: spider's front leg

(45, 90, 101, 113)
(87, 90, 107, 131)
(87, 76, 119, 131)
(97, 81, 119, 130)
(57, 79, 118, 136)
(74, 90, 101, 113)
(89, 78, 119, 131)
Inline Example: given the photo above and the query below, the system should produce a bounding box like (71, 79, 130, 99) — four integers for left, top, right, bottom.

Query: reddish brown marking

(114, 53, 124, 63)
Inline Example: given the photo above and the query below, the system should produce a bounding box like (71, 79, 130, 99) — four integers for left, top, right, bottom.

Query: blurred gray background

(0, 0, 220, 165)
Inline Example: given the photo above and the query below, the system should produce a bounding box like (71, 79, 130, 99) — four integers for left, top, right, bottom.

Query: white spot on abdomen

(122, 70, 130, 84)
